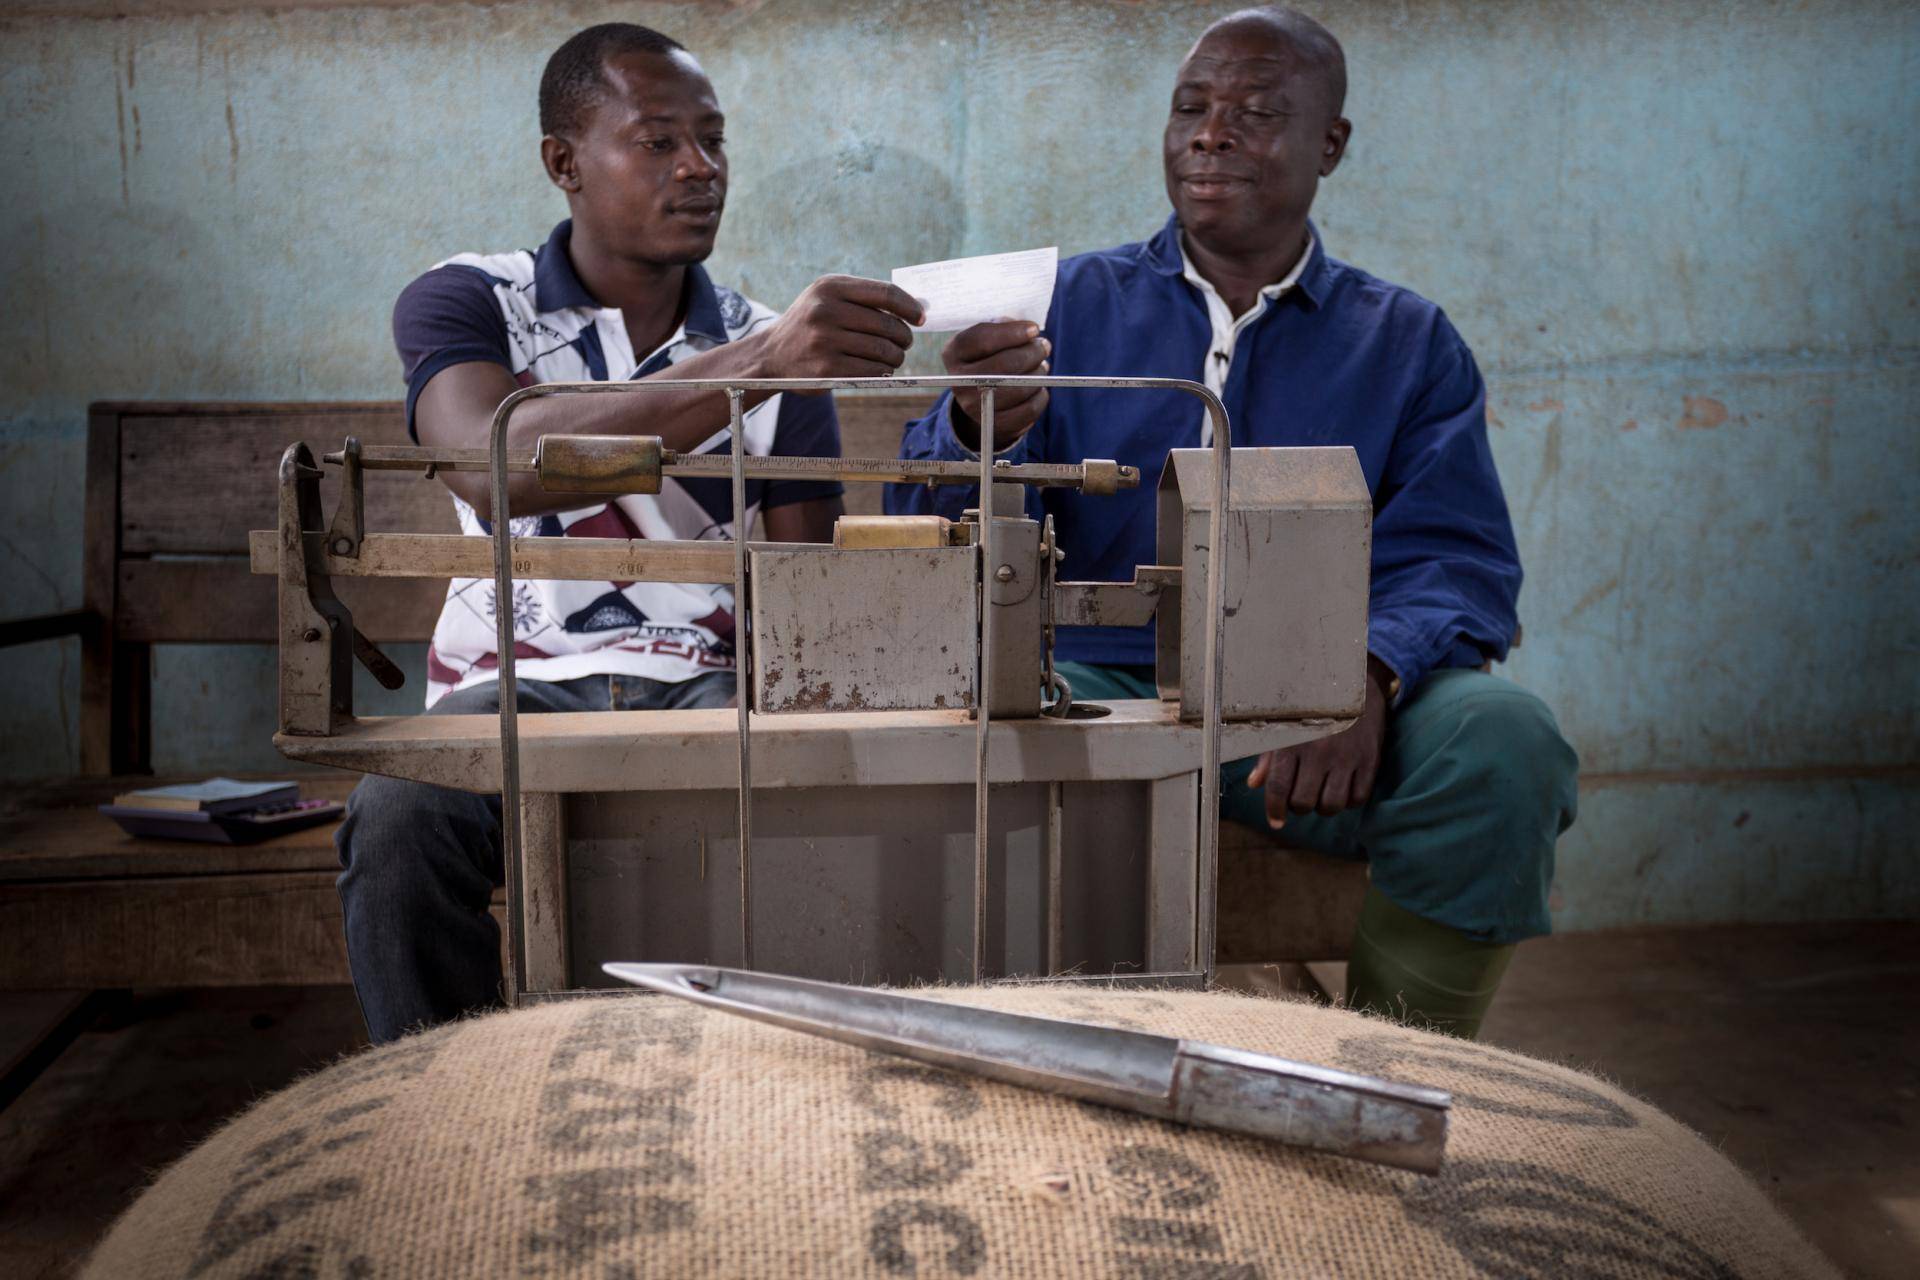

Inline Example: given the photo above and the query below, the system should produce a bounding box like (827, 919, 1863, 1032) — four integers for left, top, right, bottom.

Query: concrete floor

(2, 921, 1915, 1278)
(1484, 920, 1919, 1279)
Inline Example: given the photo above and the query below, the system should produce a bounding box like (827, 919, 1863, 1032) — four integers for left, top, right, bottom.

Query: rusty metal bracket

(1052, 565, 1182, 629)
(325, 436, 366, 559)
(277, 443, 355, 736)
(316, 436, 405, 691)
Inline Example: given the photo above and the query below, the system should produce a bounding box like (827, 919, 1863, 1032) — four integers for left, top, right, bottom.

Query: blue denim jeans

(334, 671, 735, 1043)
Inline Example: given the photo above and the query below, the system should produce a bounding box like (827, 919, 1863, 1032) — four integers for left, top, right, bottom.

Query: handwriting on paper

(891, 247, 1058, 333)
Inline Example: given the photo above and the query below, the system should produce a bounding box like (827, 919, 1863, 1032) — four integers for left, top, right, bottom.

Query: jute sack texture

(86, 986, 1836, 1279)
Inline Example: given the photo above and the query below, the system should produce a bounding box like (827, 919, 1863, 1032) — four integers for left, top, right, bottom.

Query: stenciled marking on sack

(1103, 1145, 1263, 1280)
(849, 1057, 987, 1276)
(547, 997, 703, 1072)
(855, 1130, 974, 1191)
(1397, 1157, 1740, 1280)
(1113, 1217, 1223, 1252)
(523, 1167, 696, 1265)
(869, 1200, 989, 1277)
(854, 1061, 982, 1123)
(539, 1077, 691, 1152)
(185, 1034, 449, 1277)
(1337, 1033, 1635, 1128)
(234, 1241, 376, 1279)
(1115, 1259, 1263, 1279)
(520, 1003, 707, 1273)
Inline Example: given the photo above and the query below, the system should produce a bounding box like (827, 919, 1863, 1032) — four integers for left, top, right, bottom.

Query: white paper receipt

(891, 246, 1058, 333)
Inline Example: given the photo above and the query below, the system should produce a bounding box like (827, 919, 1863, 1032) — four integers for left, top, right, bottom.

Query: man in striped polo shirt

(337, 23, 925, 1042)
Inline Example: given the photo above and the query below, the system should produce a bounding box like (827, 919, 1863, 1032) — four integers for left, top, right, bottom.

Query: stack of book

(98, 778, 345, 845)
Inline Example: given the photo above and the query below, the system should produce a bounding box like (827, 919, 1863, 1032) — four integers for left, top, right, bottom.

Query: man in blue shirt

(889, 6, 1578, 1038)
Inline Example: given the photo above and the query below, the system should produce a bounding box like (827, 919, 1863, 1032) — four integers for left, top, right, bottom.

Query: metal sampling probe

(604, 962, 1450, 1174)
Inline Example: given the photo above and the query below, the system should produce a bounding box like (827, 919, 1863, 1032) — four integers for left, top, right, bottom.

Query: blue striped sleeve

(762, 391, 845, 509)
(393, 265, 513, 442)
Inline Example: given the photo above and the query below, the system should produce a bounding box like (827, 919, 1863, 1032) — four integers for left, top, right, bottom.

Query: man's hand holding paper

(890, 246, 1057, 332)
(939, 320, 1052, 451)
(755, 275, 927, 390)
(890, 247, 1060, 451)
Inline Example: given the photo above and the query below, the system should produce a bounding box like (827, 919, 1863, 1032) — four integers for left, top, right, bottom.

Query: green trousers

(1056, 662, 1579, 1035)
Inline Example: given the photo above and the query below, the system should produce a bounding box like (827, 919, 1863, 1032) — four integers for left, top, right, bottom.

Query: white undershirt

(1179, 231, 1315, 446)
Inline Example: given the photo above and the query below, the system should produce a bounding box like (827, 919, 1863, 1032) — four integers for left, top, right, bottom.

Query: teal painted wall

(2, 0, 1915, 929)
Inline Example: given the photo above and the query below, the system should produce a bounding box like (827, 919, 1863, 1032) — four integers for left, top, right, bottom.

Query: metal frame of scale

(481, 375, 1234, 994)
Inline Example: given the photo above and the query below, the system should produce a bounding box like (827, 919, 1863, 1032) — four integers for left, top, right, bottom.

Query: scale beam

(325, 441, 1136, 495)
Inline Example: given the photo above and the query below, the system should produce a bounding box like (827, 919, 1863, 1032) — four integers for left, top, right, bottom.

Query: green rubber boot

(1344, 886, 1516, 1040)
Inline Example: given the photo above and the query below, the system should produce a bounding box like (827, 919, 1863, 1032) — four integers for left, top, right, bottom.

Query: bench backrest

(81, 395, 930, 773)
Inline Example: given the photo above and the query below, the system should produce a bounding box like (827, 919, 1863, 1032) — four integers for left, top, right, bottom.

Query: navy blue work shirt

(885, 216, 1522, 701)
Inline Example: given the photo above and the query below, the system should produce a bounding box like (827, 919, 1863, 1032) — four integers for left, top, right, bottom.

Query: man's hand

(943, 320, 1051, 451)
(1246, 656, 1396, 829)
(755, 275, 925, 385)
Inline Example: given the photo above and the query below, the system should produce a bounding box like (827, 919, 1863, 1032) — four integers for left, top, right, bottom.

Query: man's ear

(542, 134, 582, 193)
(1319, 117, 1352, 178)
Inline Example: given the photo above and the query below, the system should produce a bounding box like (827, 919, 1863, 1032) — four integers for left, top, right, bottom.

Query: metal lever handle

(534, 434, 665, 495)
(350, 628, 406, 690)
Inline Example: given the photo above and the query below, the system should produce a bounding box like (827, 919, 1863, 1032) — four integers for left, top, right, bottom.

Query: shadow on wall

(723, 141, 961, 356)
(1, 196, 250, 411)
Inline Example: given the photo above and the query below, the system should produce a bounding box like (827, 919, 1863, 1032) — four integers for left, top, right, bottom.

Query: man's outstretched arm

(762, 498, 841, 544)
(414, 275, 922, 518)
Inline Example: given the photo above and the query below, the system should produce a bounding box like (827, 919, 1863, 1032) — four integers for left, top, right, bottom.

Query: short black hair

(1204, 6, 1347, 118)
(540, 23, 687, 139)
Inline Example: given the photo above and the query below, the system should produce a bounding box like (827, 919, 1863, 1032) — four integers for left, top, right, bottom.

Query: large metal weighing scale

(254, 376, 1371, 1001)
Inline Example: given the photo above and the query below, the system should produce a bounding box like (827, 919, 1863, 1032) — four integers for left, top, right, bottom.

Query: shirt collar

(1179, 227, 1315, 313)
(679, 262, 728, 344)
(532, 218, 730, 345)
(532, 220, 597, 313)
(1148, 212, 1330, 310)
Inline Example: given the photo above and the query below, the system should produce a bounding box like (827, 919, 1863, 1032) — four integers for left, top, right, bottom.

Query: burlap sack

(85, 987, 1835, 1278)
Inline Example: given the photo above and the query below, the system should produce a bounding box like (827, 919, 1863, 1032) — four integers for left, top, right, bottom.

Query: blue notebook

(109, 778, 299, 815)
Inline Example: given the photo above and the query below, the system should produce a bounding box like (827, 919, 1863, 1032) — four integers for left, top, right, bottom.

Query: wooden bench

(0, 397, 1359, 996)
(0, 773, 362, 989)
(0, 402, 458, 991)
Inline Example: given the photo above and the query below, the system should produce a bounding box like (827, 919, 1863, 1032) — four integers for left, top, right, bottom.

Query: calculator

(100, 797, 346, 844)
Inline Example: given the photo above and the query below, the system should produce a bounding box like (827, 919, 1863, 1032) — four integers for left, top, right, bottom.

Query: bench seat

(0, 774, 360, 989)
(0, 772, 1360, 989)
